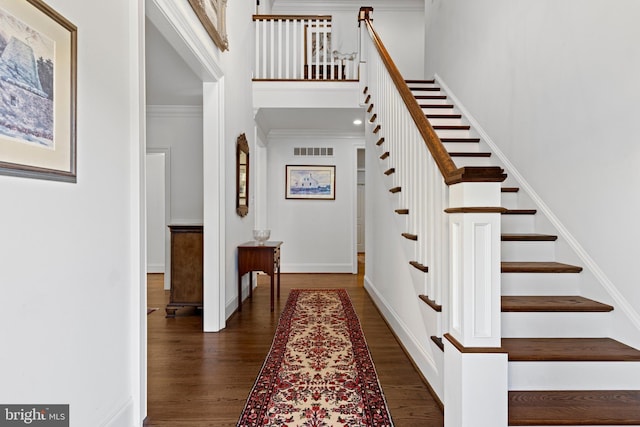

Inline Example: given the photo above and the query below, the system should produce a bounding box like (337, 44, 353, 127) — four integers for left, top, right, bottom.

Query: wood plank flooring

(146, 263, 444, 427)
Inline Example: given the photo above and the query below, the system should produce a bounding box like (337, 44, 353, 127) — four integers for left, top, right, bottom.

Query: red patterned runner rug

(238, 289, 394, 427)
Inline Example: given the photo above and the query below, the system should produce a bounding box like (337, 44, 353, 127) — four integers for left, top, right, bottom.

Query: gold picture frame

(187, 0, 229, 51)
(0, 0, 77, 182)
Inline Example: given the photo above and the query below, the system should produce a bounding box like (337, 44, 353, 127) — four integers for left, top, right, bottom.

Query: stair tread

(426, 113, 462, 119)
(509, 390, 640, 426)
(449, 152, 491, 157)
(433, 124, 470, 130)
(418, 294, 441, 311)
(405, 79, 435, 84)
(441, 137, 480, 143)
(501, 233, 558, 241)
(502, 337, 640, 361)
(419, 104, 454, 109)
(502, 187, 520, 193)
(501, 296, 613, 312)
(502, 261, 583, 273)
(409, 87, 441, 91)
(414, 95, 447, 99)
(503, 209, 537, 215)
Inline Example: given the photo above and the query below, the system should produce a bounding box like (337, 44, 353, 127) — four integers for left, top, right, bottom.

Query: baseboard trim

(99, 396, 134, 427)
(364, 275, 443, 403)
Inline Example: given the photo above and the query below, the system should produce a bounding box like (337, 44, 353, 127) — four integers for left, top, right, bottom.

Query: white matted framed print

(285, 165, 335, 200)
(0, 0, 77, 182)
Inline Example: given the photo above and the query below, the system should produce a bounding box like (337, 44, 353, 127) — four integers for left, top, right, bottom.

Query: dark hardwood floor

(146, 260, 444, 427)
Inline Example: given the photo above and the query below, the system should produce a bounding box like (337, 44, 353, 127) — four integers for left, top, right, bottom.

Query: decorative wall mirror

(236, 133, 249, 217)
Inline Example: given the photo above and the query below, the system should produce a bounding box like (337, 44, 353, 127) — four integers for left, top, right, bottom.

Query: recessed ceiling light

(353, 119, 363, 125)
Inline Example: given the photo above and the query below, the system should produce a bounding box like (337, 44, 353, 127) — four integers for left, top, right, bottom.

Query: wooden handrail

(253, 15, 332, 21)
(361, 9, 506, 185)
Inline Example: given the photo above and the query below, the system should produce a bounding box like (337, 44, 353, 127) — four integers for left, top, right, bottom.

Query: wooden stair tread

(405, 79, 435, 84)
(426, 113, 462, 119)
(440, 137, 480, 143)
(409, 87, 441, 91)
(449, 152, 491, 157)
(502, 262, 583, 273)
(503, 209, 537, 215)
(384, 168, 395, 175)
(502, 338, 640, 361)
(501, 233, 558, 241)
(431, 336, 444, 352)
(402, 232, 418, 241)
(418, 295, 442, 312)
(395, 209, 409, 215)
(410, 260, 428, 272)
(414, 95, 447, 100)
(389, 186, 401, 194)
(509, 390, 640, 426)
(433, 125, 470, 130)
(419, 104, 454, 109)
(501, 296, 613, 312)
(502, 187, 520, 193)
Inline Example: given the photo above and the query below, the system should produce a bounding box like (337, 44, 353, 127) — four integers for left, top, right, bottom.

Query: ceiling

(145, 10, 366, 136)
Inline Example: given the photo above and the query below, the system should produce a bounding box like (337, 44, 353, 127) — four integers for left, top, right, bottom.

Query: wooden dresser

(165, 225, 203, 318)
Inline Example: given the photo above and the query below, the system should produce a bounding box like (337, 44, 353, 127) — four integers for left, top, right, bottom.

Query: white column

(445, 181, 507, 427)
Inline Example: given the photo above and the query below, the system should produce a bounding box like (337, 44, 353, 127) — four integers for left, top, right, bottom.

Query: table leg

(249, 272, 253, 299)
(270, 274, 274, 312)
(277, 265, 281, 298)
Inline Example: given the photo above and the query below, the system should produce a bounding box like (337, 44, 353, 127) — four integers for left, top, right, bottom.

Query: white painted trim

(169, 217, 204, 225)
(352, 142, 365, 274)
(146, 147, 172, 289)
(364, 276, 442, 396)
(434, 73, 640, 333)
(267, 129, 365, 140)
(146, 105, 203, 118)
(147, 0, 223, 81)
(99, 396, 135, 427)
(273, 0, 424, 12)
(132, 0, 146, 423)
(147, 264, 165, 274)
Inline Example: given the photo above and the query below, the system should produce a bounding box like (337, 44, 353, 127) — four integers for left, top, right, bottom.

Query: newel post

(444, 180, 508, 427)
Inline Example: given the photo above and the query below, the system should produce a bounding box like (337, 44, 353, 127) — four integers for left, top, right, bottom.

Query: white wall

(146, 152, 166, 272)
(220, 0, 262, 316)
(146, 107, 203, 225)
(0, 0, 143, 425)
(266, 133, 363, 273)
(424, 0, 640, 338)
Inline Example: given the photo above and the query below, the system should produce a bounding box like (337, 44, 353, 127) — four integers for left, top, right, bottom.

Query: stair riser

(434, 129, 471, 138)
(500, 192, 519, 209)
(509, 361, 640, 390)
(501, 273, 580, 295)
(501, 215, 536, 233)
(421, 107, 455, 115)
(501, 241, 556, 262)
(443, 142, 481, 152)
(451, 156, 494, 168)
(427, 117, 463, 126)
(502, 312, 611, 338)
(410, 90, 443, 97)
(415, 98, 449, 105)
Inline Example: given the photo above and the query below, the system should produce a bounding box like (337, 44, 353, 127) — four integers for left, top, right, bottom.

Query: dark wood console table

(166, 225, 203, 318)
(237, 241, 282, 312)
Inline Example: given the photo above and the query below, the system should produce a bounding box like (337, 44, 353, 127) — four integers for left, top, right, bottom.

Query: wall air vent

(294, 147, 334, 157)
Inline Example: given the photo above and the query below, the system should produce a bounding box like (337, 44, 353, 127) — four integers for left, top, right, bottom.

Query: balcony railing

(253, 15, 358, 81)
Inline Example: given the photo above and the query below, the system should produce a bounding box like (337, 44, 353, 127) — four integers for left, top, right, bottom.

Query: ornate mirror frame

(236, 133, 249, 217)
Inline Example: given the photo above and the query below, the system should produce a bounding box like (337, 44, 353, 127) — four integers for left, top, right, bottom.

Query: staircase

(377, 79, 640, 425)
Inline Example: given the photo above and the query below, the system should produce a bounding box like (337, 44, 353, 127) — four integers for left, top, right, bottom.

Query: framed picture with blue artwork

(285, 165, 336, 200)
(0, 0, 77, 182)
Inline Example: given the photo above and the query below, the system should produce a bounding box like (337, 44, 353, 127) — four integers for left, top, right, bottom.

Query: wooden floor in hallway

(146, 264, 444, 427)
